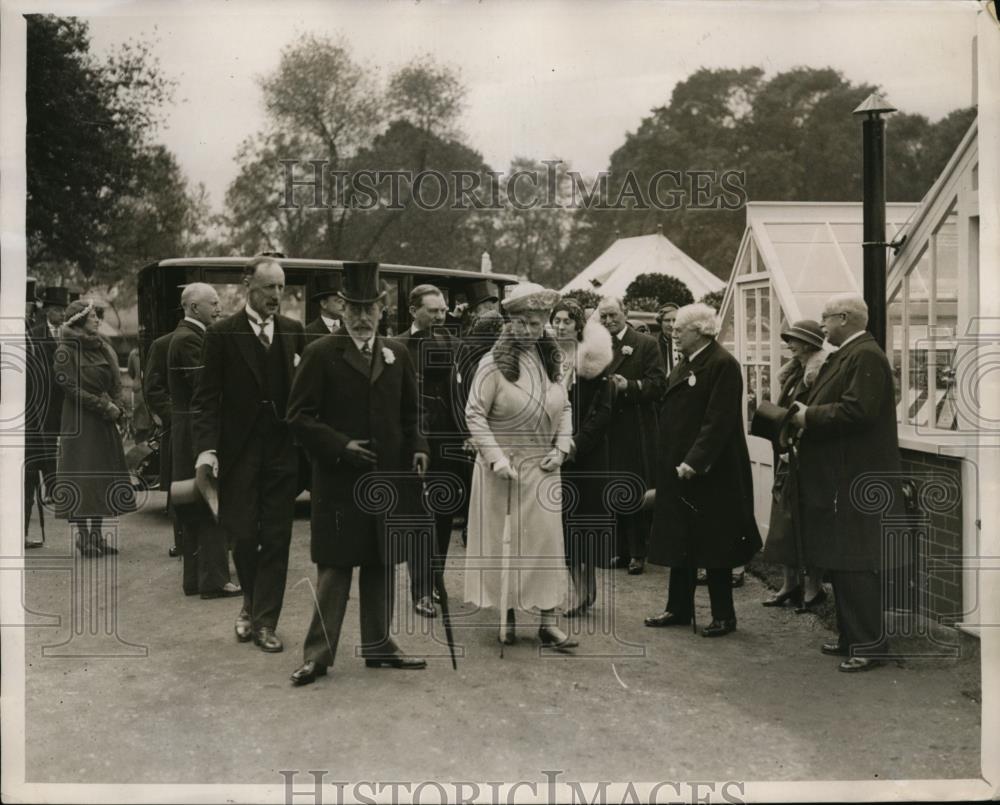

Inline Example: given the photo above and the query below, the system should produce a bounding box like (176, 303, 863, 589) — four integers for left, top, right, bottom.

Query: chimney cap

(852, 91, 897, 117)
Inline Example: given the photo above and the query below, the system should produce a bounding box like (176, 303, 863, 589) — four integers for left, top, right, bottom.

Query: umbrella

(498, 474, 513, 658)
(423, 480, 458, 670)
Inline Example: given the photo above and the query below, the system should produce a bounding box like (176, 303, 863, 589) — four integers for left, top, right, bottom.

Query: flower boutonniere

(621, 345, 634, 356)
(382, 347, 396, 365)
(687, 371, 697, 387)
(293, 353, 301, 368)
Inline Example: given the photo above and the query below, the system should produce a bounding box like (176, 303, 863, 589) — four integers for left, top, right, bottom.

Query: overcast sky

(82, 0, 980, 212)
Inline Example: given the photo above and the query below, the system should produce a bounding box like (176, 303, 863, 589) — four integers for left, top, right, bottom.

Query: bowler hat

(311, 272, 343, 301)
(780, 320, 825, 351)
(750, 401, 795, 448)
(337, 262, 385, 304)
(467, 280, 499, 309)
(40, 286, 71, 308)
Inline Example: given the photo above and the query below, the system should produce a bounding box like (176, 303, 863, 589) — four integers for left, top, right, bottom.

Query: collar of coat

(231, 308, 298, 389)
(330, 331, 391, 385)
(804, 331, 875, 403)
(664, 338, 720, 394)
(607, 325, 639, 374)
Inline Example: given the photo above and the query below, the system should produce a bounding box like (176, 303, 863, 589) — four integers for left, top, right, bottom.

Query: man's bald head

(181, 282, 221, 326)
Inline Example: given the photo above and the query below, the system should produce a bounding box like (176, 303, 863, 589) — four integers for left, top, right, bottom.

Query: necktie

(361, 340, 372, 365)
(257, 322, 271, 350)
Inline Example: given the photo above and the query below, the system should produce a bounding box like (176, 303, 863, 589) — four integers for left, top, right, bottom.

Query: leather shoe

(413, 596, 437, 618)
(201, 582, 243, 599)
(234, 609, 253, 642)
(730, 570, 745, 588)
(290, 661, 328, 686)
(168, 546, 181, 558)
(644, 610, 691, 628)
(762, 586, 802, 608)
(627, 558, 645, 575)
(365, 655, 427, 669)
(821, 641, 848, 656)
(701, 618, 737, 637)
(609, 555, 629, 570)
(253, 627, 283, 653)
(839, 657, 883, 673)
(538, 625, 578, 652)
(795, 589, 828, 613)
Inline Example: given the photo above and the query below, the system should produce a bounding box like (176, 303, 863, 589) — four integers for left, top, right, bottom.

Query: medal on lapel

(687, 372, 696, 387)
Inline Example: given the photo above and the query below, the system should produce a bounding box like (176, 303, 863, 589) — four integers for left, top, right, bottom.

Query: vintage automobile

(131, 256, 520, 490)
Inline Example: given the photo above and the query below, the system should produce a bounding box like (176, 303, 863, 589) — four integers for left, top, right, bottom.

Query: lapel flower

(621, 345, 634, 356)
(382, 347, 395, 365)
(293, 353, 301, 368)
(687, 372, 697, 387)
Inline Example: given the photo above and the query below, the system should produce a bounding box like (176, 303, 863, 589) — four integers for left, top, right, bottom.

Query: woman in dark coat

(54, 300, 136, 556)
(760, 320, 830, 610)
(551, 300, 615, 616)
(645, 303, 762, 637)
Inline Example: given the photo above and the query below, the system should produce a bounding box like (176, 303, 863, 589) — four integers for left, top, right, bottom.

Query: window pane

(760, 289, 771, 363)
(744, 290, 757, 362)
(746, 365, 758, 424)
(888, 294, 904, 418)
(906, 252, 932, 426)
(719, 299, 735, 353)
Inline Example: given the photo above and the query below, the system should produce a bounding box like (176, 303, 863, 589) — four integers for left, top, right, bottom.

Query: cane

(498, 469, 513, 658)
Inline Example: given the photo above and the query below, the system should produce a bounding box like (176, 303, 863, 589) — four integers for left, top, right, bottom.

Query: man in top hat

(168, 283, 240, 599)
(287, 261, 429, 687)
(305, 272, 344, 343)
(192, 256, 306, 652)
(596, 295, 668, 575)
(393, 283, 463, 619)
(789, 293, 901, 672)
(458, 279, 500, 336)
(28, 285, 72, 500)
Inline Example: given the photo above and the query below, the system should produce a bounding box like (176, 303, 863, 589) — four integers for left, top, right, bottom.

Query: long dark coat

(54, 329, 136, 519)
(286, 333, 428, 568)
(605, 325, 667, 485)
(166, 319, 205, 483)
(29, 318, 64, 434)
(797, 333, 902, 571)
(648, 340, 761, 569)
(143, 331, 173, 490)
(305, 315, 339, 345)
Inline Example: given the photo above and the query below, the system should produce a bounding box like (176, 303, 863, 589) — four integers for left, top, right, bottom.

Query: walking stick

(35, 480, 46, 545)
(423, 479, 458, 671)
(498, 472, 513, 658)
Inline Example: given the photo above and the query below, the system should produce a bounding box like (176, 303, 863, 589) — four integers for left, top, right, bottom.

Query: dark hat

(467, 280, 499, 308)
(780, 319, 825, 351)
(26, 277, 39, 305)
(311, 272, 343, 301)
(40, 286, 71, 308)
(338, 262, 385, 304)
(68, 288, 83, 303)
(750, 401, 795, 448)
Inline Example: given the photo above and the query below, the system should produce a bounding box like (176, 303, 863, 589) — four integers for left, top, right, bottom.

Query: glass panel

(887, 293, 904, 417)
(746, 365, 759, 425)
(760, 289, 771, 363)
(744, 289, 756, 362)
(760, 363, 772, 404)
(281, 284, 306, 324)
(214, 284, 247, 317)
(719, 300, 736, 354)
(907, 252, 932, 426)
(379, 277, 400, 336)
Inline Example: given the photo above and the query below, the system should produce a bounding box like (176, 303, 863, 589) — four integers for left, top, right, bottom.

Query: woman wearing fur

(551, 299, 615, 617)
(53, 300, 136, 556)
(463, 283, 578, 653)
(761, 320, 830, 611)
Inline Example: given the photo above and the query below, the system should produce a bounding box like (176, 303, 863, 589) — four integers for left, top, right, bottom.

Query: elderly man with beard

(287, 262, 429, 687)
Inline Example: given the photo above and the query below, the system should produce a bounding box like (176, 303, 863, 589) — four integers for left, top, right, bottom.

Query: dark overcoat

(797, 333, 902, 571)
(605, 325, 667, 485)
(53, 329, 136, 519)
(648, 339, 762, 569)
(563, 374, 615, 517)
(286, 333, 428, 568)
(166, 319, 205, 483)
(29, 318, 65, 434)
(305, 315, 339, 344)
(143, 331, 174, 490)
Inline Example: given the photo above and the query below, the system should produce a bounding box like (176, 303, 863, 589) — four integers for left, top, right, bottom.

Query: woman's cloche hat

(780, 319, 825, 350)
(501, 282, 560, 314)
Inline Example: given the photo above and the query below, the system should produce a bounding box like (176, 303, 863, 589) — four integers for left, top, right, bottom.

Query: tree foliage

(624, 273, 694, 312)
(699, 289, 724, 311)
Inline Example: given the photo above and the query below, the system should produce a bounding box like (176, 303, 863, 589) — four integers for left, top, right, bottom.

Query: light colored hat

(501, 282, 560, 314)
(780, 319, 825, 350)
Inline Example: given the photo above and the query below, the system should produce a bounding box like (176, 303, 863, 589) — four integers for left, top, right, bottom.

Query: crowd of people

(23, 258, 902, 683)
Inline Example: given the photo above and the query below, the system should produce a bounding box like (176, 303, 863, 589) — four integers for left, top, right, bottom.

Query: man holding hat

(144, 326, 179, 555)
(28, 285, 71, 500)
(305, 272, 344, 342)
(192, 256, 306, 652)
(287, 262, 429, 686)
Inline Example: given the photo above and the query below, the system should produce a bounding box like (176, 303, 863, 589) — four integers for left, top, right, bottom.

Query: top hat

(467, 280, 499, 309)
(750, 400, 795, 448)
(68, 288, 83, 303)
(170, 464, 220, 522)
(311, 272, 343, 301)
(780, 320, 825, 351)
(40, 286, 71, 308)
(338, 262, 385, 304)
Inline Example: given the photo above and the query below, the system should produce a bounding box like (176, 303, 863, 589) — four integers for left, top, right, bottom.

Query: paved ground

(19, 493, 981, 785)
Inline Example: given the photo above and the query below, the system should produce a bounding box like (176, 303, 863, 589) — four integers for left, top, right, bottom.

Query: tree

(624, 273, 693, 311)
(562, 288, 601, 310)
(699, 289, 724, 311)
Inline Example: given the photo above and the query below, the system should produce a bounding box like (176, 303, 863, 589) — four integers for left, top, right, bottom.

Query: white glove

(491, 458, 518, 481)
(540, 448, 565, 473)
(195, 451, 219, 478)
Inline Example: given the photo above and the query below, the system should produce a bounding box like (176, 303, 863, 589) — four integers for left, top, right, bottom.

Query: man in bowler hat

(192, 256, 306, 652)
(287, 262, 429, 687)
(305, 272, 344, 342)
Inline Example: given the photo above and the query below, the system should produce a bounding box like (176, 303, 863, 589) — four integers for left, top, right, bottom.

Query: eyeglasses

(821, 312, 846, 322)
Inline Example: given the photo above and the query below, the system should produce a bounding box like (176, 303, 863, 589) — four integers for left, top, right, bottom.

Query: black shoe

(24, 539, 44, 550)
(234, 609, 253, 643)
(730, 571, 745, 588)
(627, 558, 645, 575)
(253, 627, 283, 653)
(201, 582, 243, 599)
(413, 596, 437, 618)
(762, 585, 803, 608)
(701, 618, 737, 637)
(75, 534, 99, 557)
(644, 611, 691, 628)
(609, 555, 629, 570)
(168, 546, 181, 558)
(839, 657, 883, 673)
(795, 589, 828, 613)
(290, 661, 328, 686)
(565, 599, 593, 619)
(538, 625, 578, 652)
(365, 655, 427, 669)
(821, 641, 848, 656)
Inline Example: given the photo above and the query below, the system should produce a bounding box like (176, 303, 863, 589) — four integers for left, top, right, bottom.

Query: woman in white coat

(464, 283, 578, 652)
